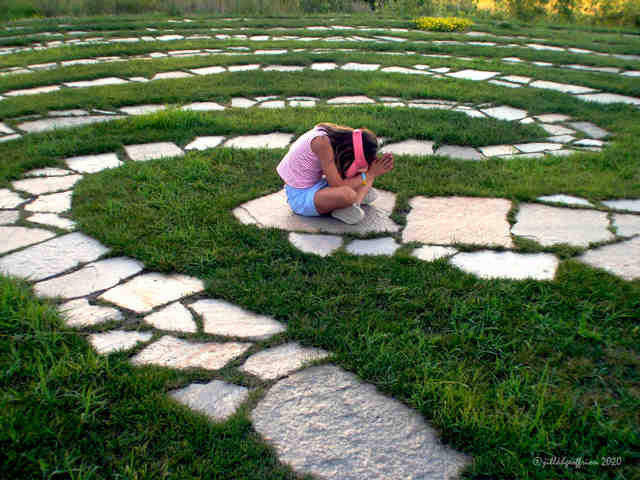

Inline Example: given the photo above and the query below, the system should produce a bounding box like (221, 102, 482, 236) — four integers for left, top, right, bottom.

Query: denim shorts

(284, 179, 329, 217)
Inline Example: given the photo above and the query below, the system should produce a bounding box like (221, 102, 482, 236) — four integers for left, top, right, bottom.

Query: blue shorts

(284, 179, 328, 217)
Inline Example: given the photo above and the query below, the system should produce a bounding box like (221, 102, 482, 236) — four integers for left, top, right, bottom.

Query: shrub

(414, 15, 473, 31)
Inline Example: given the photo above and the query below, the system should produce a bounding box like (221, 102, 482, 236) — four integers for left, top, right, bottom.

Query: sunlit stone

(0, 210, 19, 225)
(144, 302, 197, 333)
(0, 226, 56, 255)
(182, 102, 225, 111)
(447, 69, 499, 81)
(12, 175, 82, 195)
(125, 142, 184, 161)
(288, 232, 343, 257)
(24, 191, 72, 213)
(27, 213, 75, 230)
(327, 95, 375, 104)
(536, 195, 593, 207)
(530, 80, 595, 94)
(481, 106, 528, 121)
(613, 214, 640, 237)
(579, 237, 640, 280)
(59, 298, 123, 328)
(223, 133, 293, 149)
(240, 342, 329, 380)
(170, 380, 248, 421)
(90, 330, 152, 355)
(119, 105, 166, 115)
(411, 245, 458, 262)
(0, 189, 27, 208)
(345, 237, 400, 256)
(602, 199, 640, 213)
(479, 145, 517, 157)
(64, 77, 127, 88)
(435, 145, 484, 161)
(190, 65, 226, 75)
(65, 153, 122, 173)
(380, 140, 434, 156)
(18, 116, 123, 133)
(185, 136, 225, 150)
(450, 250, 559, 280)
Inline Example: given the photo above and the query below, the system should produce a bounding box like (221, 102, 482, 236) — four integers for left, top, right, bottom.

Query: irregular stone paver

(540, 124, 575, 136)
(574, 139, 604, 147)
(190, 66, 226, 75)
(479, 145, 517, 156)
(548, 135, 576, 144)
(130, 335, 251, 370)
(25, 167, 72, 177)
(613, 214, 640, 237)
(436, 145, 484, 161)
(0, 232, 109, 281)
(403, 197, 514, 248)
(12, 175, 82, 195)
(514, 143, 562, 153)
(231, 97, 257, 108)
(17, 116, 124, 133)
(481, 106, 528, 121)
(342, 62, 380, 71)
(447, 69, 499, 81)
(152, 71, 193, 80)
(260, 100, 286, 109)
(119, 105, 166, 115)
(170, 380, 248, 421)
(228, 64, 260, 72)
(64, 77, 127, 88)
(0, 189, 27, 208)
(89, 330, 153, 355)
(488, 79, 520, 88)
(59, 298, 124, 328)
(576, 92, 640, 106)
(251, 365, 470, 480)
(0, 122, 15, 134)
(190, 298, 285, 341)
(537, 195, 593, 207)
(288, 232, 343, 257)
(100, 273, 204, 313)
(264, 65, 304, 72)
(326, 95, 375, 104)
(0, 226, 56, 255)
(345, 237, 400, 256)
(0, 210, 20, 225)
(530, 80, 595, 94)
(24, 191, 72, 213)
(234, 190, 399, 235)
(411, 245, 458, 262)
(5, 85, 60, 96)
(125, 142, 184, 161)
(185, 136, 225, 150)
(535, 114, 571, 123)
(602, 199, 640, 213)
(311, 62, 337, 71)
(223, 133, 293, 149)
(450, 251, 559, 280)
(240, 342, 329, 380)
(512, 203, 613, 247)
(579, 237, 640, 280)
(34, 256, 143, 299)
(380, 140, 434, 156)
(144, 302, 197, 333)
(568, 122, 609, 139)
(27, 213, 75, 230)
(501, 75, 531, 84)
(182, 101, 225, 111)
(65, 153, 122, 173)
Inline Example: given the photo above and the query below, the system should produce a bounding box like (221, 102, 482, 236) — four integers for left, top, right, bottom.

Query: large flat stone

(512, 203, 613, 247)
(0, 232, 109, 281)
(436, 145, 484, 161)
(24, 191, 72, 213)
(481, 106, 528, 121)
(0, 211, 19, 225)
(411, 245, 458, 262)
(185, 136, 225, 151)
(119, 105, 166, 115)
(190, 298, 285, 340)
(231, 97, 257, 108)
(125, 142, 184, 161)
(380, 140, 434, 156)
(540, 124, 575, 136)
(576, 93, 640, 106)
(234, 189, 400, 235)
(537, 195, 593, 207)
(311, 62, 337, 71)
(567, 122, 609, 139)
(170, 380, 248, 421)
(65, 153, 122, 173)
(144, 302, 197, 333)
(182, 102, 225, 111)
(17, 116, 124, 133)
(602, 199, 640, 213)
(251, 365, 470, 480)
(190, 66, 226, 75)
(403, 196, 514, 248)
(5, 85, 60, 96)
(288, 232, 343, 257)
(130, 335, 251, 370)
(59, 298, 123, 328)
(26, 213, 75, 230)
(534, 114, 571, 123)
(223, 133, 293, 149)
(34, 257, 143, 299)
(450, 250, 559, 280)
(345, 237, 400, 256)
(613, 214, 640, 237)
(341, 62, 380, 71)
(240, 342, 329, 380)
(152, 71, 193, 80)
(90, 330, 153, 355)
(64, 77, 127, 88)
(447, 69, 499, 81)
(514, 143, 562, 153)
(479, 145, 517, 157)
(578, 237, 640, 280)
(0, 226, 56, 255)
(326, 96, 375, 104)
(100, 273, 205, 313)
(530, 80, 595, 94)
(24, 167, 72, 177)
(0, 189, 27, 208)
(12, 175, 82, 195)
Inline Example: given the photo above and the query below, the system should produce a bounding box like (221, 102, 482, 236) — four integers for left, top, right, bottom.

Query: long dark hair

(316, 123, 378, 179)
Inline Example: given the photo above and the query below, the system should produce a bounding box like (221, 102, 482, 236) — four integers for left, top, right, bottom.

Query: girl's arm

(311, 136, 377, 189)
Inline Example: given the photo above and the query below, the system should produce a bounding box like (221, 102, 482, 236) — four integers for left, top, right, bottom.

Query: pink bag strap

(346, 129, 368, 178)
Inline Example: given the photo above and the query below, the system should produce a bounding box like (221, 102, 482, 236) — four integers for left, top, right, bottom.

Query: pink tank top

(276, 127, 328, 189)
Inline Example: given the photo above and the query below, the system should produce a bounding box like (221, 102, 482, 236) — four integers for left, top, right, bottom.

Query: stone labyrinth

(2, 17, 640, 480)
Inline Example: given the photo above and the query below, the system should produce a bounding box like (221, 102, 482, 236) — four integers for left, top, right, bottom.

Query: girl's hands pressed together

(368, 153, 394, 177)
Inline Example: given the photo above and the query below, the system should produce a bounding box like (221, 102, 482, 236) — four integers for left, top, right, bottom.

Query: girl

(276, 123, 394, 225)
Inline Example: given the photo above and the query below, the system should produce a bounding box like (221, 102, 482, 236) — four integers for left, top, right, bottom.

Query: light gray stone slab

(0, 226, 56, 255)
(228, 64, 260, 72)
(289, 100, 316, 107)
(170, 380, 248, 421)
(18, 116, 123, 133)
(613, 214, 640, 237)
(537, 195, 593, 207)
(345, 237, 400, 256)
(231, 97, 256, 108)
(100, 273, 204, 313)
(311, 62, 337, 71)
(190, 65, 226, 75)
(234, 190, 399, 235)
(65, 153, 122, 173)
(25, 167, 72, 177)
(64, 77, 127, 88)
(185, 136, 225, 151)
(0, 210, 19, 225)
(549, 149, 577, 157)
(500, 75, 531, 84)
(534, 114, 571, 123)
(259, 100, 286, 109)
(182, 102, 225, 111)
(59, 298, 123, 328)
(568, 122, 609, 139)
(288, 232, 342, 257)
(447, 69, 499, 81)
(436, 145, 484, 161)
(573, 139, 604, 147)
(145, 302, 197, 333)
(125, 142, 184, 162)
(479, 145, 517, 156)
(481, 106, 528, 121)
(119, 104, 166, 115)
(24, 191, 72, 213)
(12, 175, 82, 195)
(5, 85, 60, 96)
(190, 298, 285, 340)
(514, 143, 563, 153)
(512, 203, 613, 247)
(131, 335, 251, 370)
(27, 213, 75, 230)
(411, 245, 458, 262)
(255, 49, 288, 55)
(152, 71, 193, 80)
(223, 133, 293, 149)
(327, 95, 375, 104)
(578, 237, 640, 280)
(34, 256, 143, 299)
(540, 124, 575, 136)
(90, 330, 153, 355)
(602, 199, 640, 213)
(0, 189, 27, 208)
(241, 342, 329, 380)
(576, 92, 640, 106)
(0, 122, 15, 134)
(450, 250, 559, 280)
(341, 62, 380, 71)
(530, 80, 595, 94)
(622, 70, 640, 77)
(381, 66, 429, 75)
(403, 196, 514, 248)
(380, 140, 434, 156)
(547, 135, 575, 144)
(251, 365, 471, 480)
(0, 232, 109, 281)
(264, 65, 304, 72)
